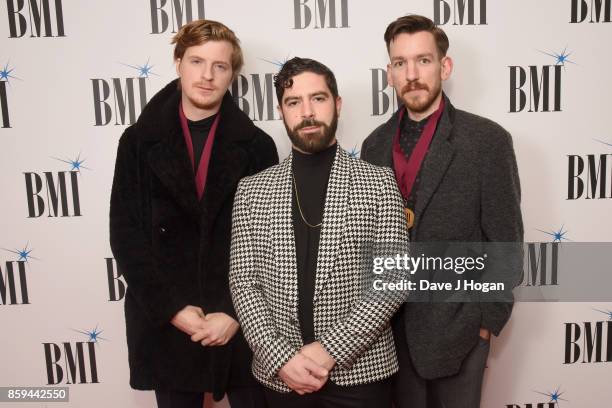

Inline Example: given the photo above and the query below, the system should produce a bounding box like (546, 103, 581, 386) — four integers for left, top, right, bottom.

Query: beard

(400, 79, 442, 113)
(284, 110, 338, 154)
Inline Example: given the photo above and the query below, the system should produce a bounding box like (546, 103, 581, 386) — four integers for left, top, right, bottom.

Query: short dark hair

(384, 15, 449, 58)
(274, 57, 339, 104)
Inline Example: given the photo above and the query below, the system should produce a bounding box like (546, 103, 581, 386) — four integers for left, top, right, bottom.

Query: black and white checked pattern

(229, 147, 408, 392)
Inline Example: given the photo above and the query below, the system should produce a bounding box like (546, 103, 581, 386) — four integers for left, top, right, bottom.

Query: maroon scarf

(179, 102, 221, 200)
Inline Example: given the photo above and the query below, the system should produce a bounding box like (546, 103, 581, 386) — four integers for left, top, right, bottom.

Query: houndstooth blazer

(229, 147, 408, 392)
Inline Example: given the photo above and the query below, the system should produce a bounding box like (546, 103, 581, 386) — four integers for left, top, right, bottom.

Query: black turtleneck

(187, 113, 217, 171)
(292, 142, 337, 344)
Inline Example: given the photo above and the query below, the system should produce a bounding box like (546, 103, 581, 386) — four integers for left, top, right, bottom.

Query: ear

(440, 56, 453, 81)
(175, 58, 181, 77)
(276, 104, 284, 120)
(386, 63, 394, 87)
(335, 96, 343, 116)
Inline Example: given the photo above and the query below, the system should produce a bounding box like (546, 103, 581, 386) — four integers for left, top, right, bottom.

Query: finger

(191, 330, 210, 342)
(302, 358, 328, 378)
(201, 335, 218, 346)
(195, 307, 205, 317)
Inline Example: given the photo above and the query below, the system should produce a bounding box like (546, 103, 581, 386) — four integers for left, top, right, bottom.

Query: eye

(215, 63, 227, 70)
(419, 58, 431, 64)
(393, 60, 404, 68)
(313, 95, 327, 102)
(287, 100, 298, 107)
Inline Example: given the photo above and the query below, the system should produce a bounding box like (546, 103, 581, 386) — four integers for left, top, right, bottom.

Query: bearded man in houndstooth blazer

(229, 57, 409, 408)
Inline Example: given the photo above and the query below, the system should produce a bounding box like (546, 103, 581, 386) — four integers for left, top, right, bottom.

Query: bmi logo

(570, 0, 611, 23)
(6, 0, 66, 37)
(521, 228, 568, 287)
(150, 0, 205, 34)
(506, 386, 568, 407)
(565, 308, 612, 364)
(293, 0, 349, 29)
(231, 58, 283, 122)
(24, 154, 88, 218)
(434, 0, 487, 25)
(0, 61, 20, 128)
(91, 60, 155, 126)
(509, 48, 575, 113)
(1, 243, 37, 305)
(44, 325, 107, 384)
(105, 257, 126, 302)
(370, 68, 400, 117)
(567, 139, 612, 200)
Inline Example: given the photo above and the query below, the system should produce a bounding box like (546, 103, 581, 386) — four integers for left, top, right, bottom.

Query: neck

(406, 92, 443, 122)
(292, 139, 337, 155)
(181, 95, 221, 121)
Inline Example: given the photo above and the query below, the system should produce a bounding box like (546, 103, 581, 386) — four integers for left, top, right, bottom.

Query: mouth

(195, 85, 215, 93)
(298, 126, 321, 134)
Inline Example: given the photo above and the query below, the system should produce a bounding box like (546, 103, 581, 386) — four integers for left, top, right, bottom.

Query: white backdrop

(1, 0, 611, 407)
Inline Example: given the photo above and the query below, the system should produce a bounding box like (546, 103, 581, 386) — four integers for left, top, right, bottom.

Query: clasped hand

(279, 341, 336, 395)
(170, 305, 239, 346)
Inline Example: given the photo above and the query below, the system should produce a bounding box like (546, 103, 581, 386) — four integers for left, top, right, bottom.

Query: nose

(201, 63, 213, 81)
(405, 60, 419, 82)
(301, 99, 314, 119)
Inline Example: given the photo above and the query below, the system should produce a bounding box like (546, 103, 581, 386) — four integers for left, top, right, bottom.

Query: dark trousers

(264, 378, 391, 408)
(392, 321, 490, 408)
(155, 385, 267, 408)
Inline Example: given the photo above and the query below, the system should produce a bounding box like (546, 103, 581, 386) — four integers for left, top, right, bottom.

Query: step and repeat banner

(1, 0, 610, 407)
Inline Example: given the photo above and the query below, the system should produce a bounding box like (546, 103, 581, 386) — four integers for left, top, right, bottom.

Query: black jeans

(155, 385, 267, 408)
(264, 378, 391, 408)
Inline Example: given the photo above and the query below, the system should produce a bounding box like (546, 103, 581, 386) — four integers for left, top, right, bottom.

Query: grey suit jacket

(229, 147, 409, 392)
(361, 95, 524, 379)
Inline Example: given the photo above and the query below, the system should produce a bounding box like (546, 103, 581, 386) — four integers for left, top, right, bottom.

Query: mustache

(293, 118, 327, 132)
(401, 81, 429, 95)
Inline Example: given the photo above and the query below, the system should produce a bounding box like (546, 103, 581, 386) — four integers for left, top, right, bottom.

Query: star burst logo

(536, 225, 570, 242)
(539, 47, 575, 69)
(0, 61, 21, 84)
(594, 308, 612, 321)
(347, 145, 360, 159)
(73, 324, 107, 344)
(52, 152, 90, 172)
(121, 58, 157, 78)
(2, 242, 39, 263)
(260, 54, 292, 70)
(534, 386, 568, 406)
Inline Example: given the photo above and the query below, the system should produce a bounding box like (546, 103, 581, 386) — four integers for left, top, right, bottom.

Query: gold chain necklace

(292, 172, 322, 228)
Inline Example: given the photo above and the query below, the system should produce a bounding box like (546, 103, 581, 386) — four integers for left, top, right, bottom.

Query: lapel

(147, 90, 200, 220)
(198, 98, 251, 236)
(271, 147, 352, 306)
(146, 89, 254, 225)
(413, 96, 456, 238)
(369, 111, 399, 168)
(271, 154, 299, 304)
(313, 147, 351, 303)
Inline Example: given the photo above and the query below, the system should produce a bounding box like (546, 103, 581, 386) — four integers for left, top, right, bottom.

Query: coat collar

(272, 147, 352, 308)
(369, 94, 457, 238)
(142, 79, 255, 224)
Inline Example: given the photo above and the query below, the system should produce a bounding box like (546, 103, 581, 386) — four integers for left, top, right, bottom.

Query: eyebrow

(187, 56, 230, 65)
(391, 53, 435, 61)
(283, 91, 330, 104)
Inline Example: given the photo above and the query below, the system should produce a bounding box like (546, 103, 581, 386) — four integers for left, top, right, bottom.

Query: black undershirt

(292, 143, 337, 344)
(187, 113, 217, 171)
